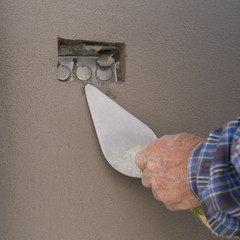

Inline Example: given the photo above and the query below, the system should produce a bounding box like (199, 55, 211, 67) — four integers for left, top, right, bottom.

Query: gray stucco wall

(1, 0, 240, 239)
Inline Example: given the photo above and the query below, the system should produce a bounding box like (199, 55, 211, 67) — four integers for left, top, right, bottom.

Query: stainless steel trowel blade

(85, 84, 157, 178)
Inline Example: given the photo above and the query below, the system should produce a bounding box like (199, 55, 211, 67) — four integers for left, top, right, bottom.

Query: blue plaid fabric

(188, 117, 240, 238)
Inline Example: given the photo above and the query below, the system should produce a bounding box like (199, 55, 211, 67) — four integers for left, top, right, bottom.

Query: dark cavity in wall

(57, 38, 126, 84)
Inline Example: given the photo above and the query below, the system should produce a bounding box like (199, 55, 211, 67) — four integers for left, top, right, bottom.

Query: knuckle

(155, 187, 178, 204)
(161, 193, 179, 205)
(164, 203, 178, 211)
(147, 157, 163, 175)
(142, 178, 150, 188)
(135, 151, 142, 165)
(146, 139, 162, 153)
(141, 170, 152, 188)
(160, 195, 172, 204)
(151, 179, 163, 201)
(152, 188, 161, 201)
(152, 177, 164, 189)
(160, 134, 173, 141)
(135, 150, 148, 171)
(147, 160, 156, 174)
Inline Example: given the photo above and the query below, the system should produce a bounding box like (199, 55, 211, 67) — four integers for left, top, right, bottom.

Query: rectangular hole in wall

(57, 38, 126, 83)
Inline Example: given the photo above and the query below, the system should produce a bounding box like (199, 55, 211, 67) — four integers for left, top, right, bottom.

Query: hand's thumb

(135, 149, 148, 172)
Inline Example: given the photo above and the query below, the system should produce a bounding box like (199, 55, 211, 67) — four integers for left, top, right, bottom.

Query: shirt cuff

(187, 141, 205, 199)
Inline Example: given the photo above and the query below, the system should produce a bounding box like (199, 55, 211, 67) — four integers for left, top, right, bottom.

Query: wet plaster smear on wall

(1, 0, 240, 240)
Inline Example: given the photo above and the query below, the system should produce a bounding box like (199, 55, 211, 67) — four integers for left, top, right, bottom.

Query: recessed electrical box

(57, 38, 126, 83)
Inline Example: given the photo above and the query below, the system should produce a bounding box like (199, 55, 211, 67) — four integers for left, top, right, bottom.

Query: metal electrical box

(57, 38, 126, 83)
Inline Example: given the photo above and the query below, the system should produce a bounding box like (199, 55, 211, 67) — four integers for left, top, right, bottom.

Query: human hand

(135, 133, 204, 210)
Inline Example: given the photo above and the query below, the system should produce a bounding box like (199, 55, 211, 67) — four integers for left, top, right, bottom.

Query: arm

(135, 117, 240, 238)
(188, 117, 240, 238)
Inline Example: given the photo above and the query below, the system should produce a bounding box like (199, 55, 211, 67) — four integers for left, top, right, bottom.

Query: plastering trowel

(85, 84, 157, 178)
(85, 84, 210, 230)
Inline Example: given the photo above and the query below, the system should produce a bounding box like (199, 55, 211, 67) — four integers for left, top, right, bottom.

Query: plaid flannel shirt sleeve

(188, 117, 240, 238)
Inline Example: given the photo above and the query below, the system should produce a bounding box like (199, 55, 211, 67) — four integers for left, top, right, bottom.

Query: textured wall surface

(1, 0, 240, 239)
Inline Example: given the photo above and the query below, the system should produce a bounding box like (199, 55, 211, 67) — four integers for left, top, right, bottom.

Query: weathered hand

(135, 133, 204, 210)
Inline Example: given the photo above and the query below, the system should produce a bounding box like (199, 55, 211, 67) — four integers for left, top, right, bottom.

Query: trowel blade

(85, 84, 157, 178)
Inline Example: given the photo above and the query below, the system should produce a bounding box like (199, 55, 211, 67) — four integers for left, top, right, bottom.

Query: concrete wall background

(1, 0, 240, 239)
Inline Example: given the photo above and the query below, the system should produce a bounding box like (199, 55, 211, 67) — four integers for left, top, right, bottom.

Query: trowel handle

(191, 207, 210, 230)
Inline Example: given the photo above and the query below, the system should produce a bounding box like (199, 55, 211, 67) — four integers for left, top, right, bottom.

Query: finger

(141, 169, 152, 188)
(151, 187, 161, 201)
(164, 202, 189, 211)
(159, 134, 175, 142)
(135, 149, 148, 172)
(164, 203, 178, 211)
(151, 178, 164, 201)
